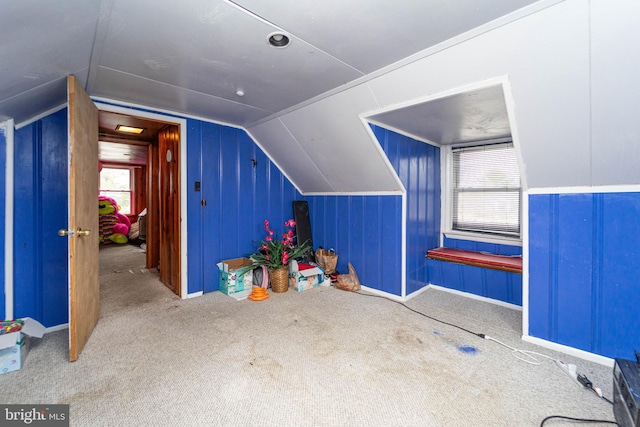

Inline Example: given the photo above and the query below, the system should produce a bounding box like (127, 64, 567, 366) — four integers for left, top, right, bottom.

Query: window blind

(452, 142, 520, 237)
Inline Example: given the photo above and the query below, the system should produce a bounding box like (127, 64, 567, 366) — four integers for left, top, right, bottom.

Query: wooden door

(158, 126, 181, 294)
(67, 75, 99, 361)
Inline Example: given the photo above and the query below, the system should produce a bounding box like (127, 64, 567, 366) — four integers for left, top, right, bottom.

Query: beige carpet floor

(0, 244, 616, 426)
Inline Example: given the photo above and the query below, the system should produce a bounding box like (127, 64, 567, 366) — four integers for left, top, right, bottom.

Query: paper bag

(315, 247, 338, 275)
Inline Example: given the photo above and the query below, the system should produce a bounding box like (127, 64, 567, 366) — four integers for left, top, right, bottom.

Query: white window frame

(441, 138, 523, 247)
(99, 165, 134, 215)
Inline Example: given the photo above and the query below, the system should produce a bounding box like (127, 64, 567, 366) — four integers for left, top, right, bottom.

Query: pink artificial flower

(264, 220, 270, 231)
(287, 229, 294, 238)
(265, 254, 270, 260)
(282, 252, 289, 265)
(284, 219, 296, 227)
(268, 229, 275, 236)
(265, 235, 273, 242)
(261, 244, 268, 251)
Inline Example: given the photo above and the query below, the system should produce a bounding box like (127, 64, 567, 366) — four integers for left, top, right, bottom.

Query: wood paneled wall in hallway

(158, 125, 181, 294)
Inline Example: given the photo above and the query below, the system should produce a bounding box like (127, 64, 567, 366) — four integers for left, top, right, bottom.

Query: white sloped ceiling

(11, 0, 628, 193)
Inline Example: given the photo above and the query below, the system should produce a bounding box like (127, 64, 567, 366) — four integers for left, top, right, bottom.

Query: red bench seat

(426, 247, 522, 274)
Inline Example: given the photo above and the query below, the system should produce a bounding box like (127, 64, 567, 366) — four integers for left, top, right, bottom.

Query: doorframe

(94, 100, 188, 299)
(1, 119, 14, 319)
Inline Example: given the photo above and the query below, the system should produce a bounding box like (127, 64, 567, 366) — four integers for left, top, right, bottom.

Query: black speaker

(613, 357, 640, 427)
(293, 201, 314, 262)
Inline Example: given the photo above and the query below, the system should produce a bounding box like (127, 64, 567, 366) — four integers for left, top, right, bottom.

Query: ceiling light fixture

(115, 125, 145, 135)
(267, 32, 290, 48)
(236, 89, 245, 97)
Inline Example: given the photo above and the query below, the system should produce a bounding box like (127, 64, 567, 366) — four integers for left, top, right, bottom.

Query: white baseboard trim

(45, 323, 69, 333)
(359, 285, 405, 302)
(187, 291, 204, 299)
(405, 285, 432, 301)
(422, 285, 613, 367)
(522, 335, 614, 367)
(425, 284, 523, 311)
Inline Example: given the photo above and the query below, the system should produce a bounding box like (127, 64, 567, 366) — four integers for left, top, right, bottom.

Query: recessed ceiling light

(115, 125, 145, 135)
(236, 89, 245, 97)
(267, 32, 290, 48)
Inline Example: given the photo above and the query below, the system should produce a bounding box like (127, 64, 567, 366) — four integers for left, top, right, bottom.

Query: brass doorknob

(58, 229, 91, 237)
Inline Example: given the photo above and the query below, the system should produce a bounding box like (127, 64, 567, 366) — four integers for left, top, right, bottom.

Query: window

(100, 167, 132, 215)
(450, 142, 521, 239)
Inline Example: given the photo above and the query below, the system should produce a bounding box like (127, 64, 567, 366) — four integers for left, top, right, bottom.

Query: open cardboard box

(217, 257, 254, 297)
(0, 318, 45, 374)
(289, 260, 325, 292)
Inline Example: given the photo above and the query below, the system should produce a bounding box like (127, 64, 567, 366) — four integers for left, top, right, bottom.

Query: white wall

(250, 0, 640, 191)
(369, 0, 590, 189)
(248, 84, 401, 193)
(590, 0, 640, 186)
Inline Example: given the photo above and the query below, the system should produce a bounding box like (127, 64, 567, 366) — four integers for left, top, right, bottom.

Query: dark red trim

(426, 247, 522, 274)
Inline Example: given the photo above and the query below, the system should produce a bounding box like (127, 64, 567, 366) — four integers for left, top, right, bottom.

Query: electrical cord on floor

(482, 334, 556, 365)
(541, 384, 616, 427)
(539, 415, 618, 426)
(578, 374, 614, 405)
(353, 291, 615, 403)
(353, 291, 485, 339)
(539, 376, 617, 426)
(354, 291, 553, 365)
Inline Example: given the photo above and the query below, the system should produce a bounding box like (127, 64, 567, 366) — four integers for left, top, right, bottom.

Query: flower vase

(269, 266, 289, 293)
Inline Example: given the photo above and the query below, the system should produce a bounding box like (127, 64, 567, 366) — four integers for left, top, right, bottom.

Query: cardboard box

(0, 318, 45, 375)
(289, 260, 325, 292)
(217, 258, 254, 295)
(0, 337, 29, 374)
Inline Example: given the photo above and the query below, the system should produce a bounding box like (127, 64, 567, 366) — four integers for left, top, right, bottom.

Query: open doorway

(97, 108, 183, 297)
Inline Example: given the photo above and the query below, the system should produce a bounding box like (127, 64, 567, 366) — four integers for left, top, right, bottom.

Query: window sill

(426, 247, 522, 274)
(443, 231, 522, 247)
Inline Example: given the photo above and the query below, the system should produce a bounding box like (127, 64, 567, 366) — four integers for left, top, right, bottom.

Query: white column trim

(2, 119, 14, 319)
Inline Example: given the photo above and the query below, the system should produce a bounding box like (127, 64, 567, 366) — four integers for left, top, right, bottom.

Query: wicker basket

(269, 266, 289, 293)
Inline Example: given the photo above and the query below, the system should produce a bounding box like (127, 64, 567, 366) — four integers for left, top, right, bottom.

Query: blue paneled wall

(426, 237, 523, 306)
(529, 192, 640, 360)
(373, 125, 440, 295)
(304, 195, 403, 295)
(187, 120, 301, 294)
(0, 125, 5, 319)
(443, 237, 522, 256)
(12, 110, 303, 321)
(13, 109, 68, 327)
(427, 262, 522, 306)
(9, 107, 638, 362)
(303, 125, 440, 296)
